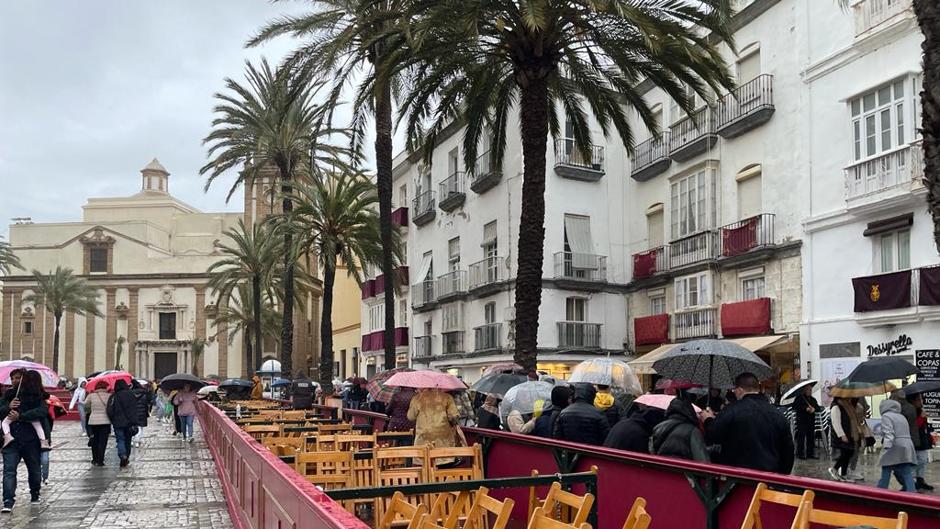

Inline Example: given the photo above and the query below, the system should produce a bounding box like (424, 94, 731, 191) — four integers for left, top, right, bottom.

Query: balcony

(554, 138, 605, 181)
(469, 256, 506, 295)
(361, 279, 376, 300)
(413, 335, 433, 361)
(719, 213, 775, 258)
(673, 308, 718, 340)
(668, 108, 718, 162)
(436, 270, 468, 301)
(630, 134, 672, 182)
(557, 322, 602, 349)
(442, 331, 465, 356)
(669, 231, 719, 269)
(854, 0, 912, 36)
(844, 143, 924, 206)
(632, 246, 669, 280)
(391, 206, 409, 227)
(634, 314, 670, 346)
(553, 252, 607, 289)
(412, 190, 436, 226)
(474, 323, 502, 352)
(439, 172, 466, 211)
(716, 74, 775, 139)
(721, 298, 771, 337)
(361, 327, 410, 352)
(471, 150, 502, 194)
(411, 280, 437, 311)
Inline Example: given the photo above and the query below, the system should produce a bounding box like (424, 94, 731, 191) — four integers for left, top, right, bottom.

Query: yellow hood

(594, 391, 615, 410)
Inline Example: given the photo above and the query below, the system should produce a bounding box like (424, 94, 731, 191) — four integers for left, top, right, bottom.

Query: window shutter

(564, 214, 596, 269)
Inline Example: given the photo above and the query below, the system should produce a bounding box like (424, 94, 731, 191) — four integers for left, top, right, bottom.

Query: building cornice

(801, 17, 920, 84)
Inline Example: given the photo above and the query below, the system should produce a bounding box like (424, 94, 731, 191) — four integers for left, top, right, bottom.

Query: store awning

(628, 343, 679, 375)
(726, 335, 787, 352)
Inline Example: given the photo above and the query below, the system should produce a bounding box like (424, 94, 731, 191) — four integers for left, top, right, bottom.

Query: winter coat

(507, 410, 536, 434)
(84, 389, 112, 426)
(475, 407, 501, 431)
(897, 398, 922, 450)
(652, 399, 710, 462)
(595, 391, 621, 426)
(69, 379, 87, 410)
(532, 412, 554, 438)
(131, 387, 150, 427)
(604, 407, 666, 453)
(173, 390, 199, 417)
(791, 394, 818, 426)
(704, 394, 794, 474)
(386, 389, 417, 432)
(879, 399, 916, 467)
(553, 384, 610, 446)
(407, 390, 459, 449)
(0, 387, 49, 442)
(108, 382, 140, 429)
(250, 377, 263, 400)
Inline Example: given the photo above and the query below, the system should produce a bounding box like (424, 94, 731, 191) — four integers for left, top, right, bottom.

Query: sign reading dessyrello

(915, 349, 940, 422)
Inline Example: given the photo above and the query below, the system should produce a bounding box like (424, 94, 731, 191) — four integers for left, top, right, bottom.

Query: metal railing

(553, 252, 607, 282)
(474, 323, 502, 352)
(669, 107, 716, 153)
(411, 280, 436, 307)
(716, 74, 774, 130)
(412, 190, 435, 216)
(554, 138, 605, 172)
(557, 322, 602, 348)
(673, 308, 718, 340)
(719, 213, 775, 257)
(844, 143, 919, 199)
(473, 150, 498, 182)
(631, 134, 670, 172)
(413, 335, 432, 359)
(669, 231, 719, 269)
(854, 0, 912, 35)
(469, 256, 505, 289)
(632, 245, 669, 280)
(436, 270, 468, 298)
(442, 331, 464, 356)
(439, 172, 465, 199)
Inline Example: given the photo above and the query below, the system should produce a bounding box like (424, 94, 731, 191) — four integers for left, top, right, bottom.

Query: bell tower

(140, 158, 169, 193)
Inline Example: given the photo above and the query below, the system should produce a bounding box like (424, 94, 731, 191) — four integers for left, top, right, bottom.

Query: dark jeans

(173, 406, 181, 434)
(2, 439, 41, 507)
(795, 424, 815, 458)
(89, 424, 111, 464)
(113, 427, 132, 460)
(834, 446, 854, 476)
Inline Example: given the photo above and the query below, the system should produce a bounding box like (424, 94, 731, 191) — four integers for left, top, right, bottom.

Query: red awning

(720, 298, 771, 336)
(634, 314, 669, 346)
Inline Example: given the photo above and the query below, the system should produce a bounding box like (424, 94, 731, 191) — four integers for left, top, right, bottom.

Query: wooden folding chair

(280, 410, 307, 420)
(534, 482, 594, 527)
(262, 435, 304, 454)
(463, 487, 514, 529)
(377, 491, 428, 529)
(316, 434, 338, 451)
(428, 490, 474, 529)
(740, 482, 814, 529)
(282, 426, 319, 438)
(795, 502, 908, 529)
(416, 514, 449, 529)
(374, 447, 430, 523)
(318, 423, 354, 435)
(622, 497, 651, 529)
(293, 451, 354, 490)
(427, 445, 484, 482)
(336, 434, 376, 452)
(527, 507, 591, 529)
(375, 430, 415, 448)
(244, 425, 280, 442)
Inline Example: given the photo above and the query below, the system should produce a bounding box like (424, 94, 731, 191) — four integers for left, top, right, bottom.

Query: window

(675, 273, 711, 309)
(875, 229, 911, 272)
(647, 206, 664, 248)
(442, 303, 463, 332)
(158, 312, 177, 340)
(369, 304, 384, 332)
(398, 299, 408, 327)
(448, 148, 459, 176)
(448, 237, 460, 271)
(334, 361, 342, 377)
(742, 276, 766, 300)
(565, 297, 587, 322)
(23, 321, 32, 335)
(669, 84, 705, 124)
(398, 184, 408, 208)
(482, 221, 497, 257)
(736, 167, 762, 220)
(443, 332, 463, 355)
(89, 247, 108, 273)
(650, 296, 666, 316)
(417, 168, 431, 195)
(736, 50, 761, 84)
(424, 320, 432, 337)
(419, 251, 434, 281)
(650, 106, 663, 137)
(484, 302, 496, 324)
(670, 169, 715, 239)
(851, 80, 908, 161)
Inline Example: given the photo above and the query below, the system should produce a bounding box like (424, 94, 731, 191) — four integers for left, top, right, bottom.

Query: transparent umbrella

(498, 381, 554, 420)
(569, 358, 642, 396)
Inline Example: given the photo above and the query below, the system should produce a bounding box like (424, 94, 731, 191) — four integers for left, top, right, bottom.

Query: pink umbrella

(85, 371, 133, 392)
(654, 379, 703, 391)
(0, 360, 60, 387)
(384, 370, 466, 390)
(634, 394, 702, 413)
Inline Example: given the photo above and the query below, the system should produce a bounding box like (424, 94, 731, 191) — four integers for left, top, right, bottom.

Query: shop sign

(915, 349, 940, 422)
(866, 334, 913, 357)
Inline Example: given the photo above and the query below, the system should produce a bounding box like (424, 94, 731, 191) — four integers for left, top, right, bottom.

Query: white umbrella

(780, 379, 818, 406)
(198, 385, 219, 396)
(258, 359, 282, 374)
(569, 358, 642, 396)
(499, 381, 554, 420)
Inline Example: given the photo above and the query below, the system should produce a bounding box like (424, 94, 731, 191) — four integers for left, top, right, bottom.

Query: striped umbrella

(829, 378, 898, 399)
(366, 367, 414, 403)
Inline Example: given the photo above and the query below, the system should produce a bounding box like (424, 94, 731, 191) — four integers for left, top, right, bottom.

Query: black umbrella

(900, 379, 940, 396)
(470, 372, 528, 398)
(652, 339, 772, 389)
(159, 373, 206, 391)
(845, 357, 919, 383)
(218, 378, 253, 389)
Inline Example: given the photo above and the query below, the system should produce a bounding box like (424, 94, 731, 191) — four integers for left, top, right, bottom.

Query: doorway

(154, 352, 178, 379)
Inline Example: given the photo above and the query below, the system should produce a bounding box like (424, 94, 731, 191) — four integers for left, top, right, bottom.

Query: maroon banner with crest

(852, 270, 911, 312)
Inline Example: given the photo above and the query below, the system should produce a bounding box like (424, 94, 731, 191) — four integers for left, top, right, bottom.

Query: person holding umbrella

(407, 388, 460, 451)
(84, 380, 112, 467)
(652, 398, 710, 463)
(475, 395, 501, 431)
(385, 387, 417, 432)
(791, 384, 819, 460)
(108, 379, 140, 468)
(173, 384, 199, 443)
(553, 383, 609, 446)
(876, 398, 917, 492)
(69, 378, 88, 436)
(828, 396, 863, 482)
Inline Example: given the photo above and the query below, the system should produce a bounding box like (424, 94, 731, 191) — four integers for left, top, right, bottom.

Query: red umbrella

(384, 370, 466, 390)
(85, 371, 132, 392)
(654, 379, 703, 391)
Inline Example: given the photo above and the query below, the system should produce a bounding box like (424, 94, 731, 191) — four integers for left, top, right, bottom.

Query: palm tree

(211, 283, 283, 376)
(394, 0, 735, 370)
(284, 170, 396, 393)
(207, 219, 283, 374)
(912, 1, 940, 251)
(0, 236, 23, 276)
(201, 58, 352, 376)
(22, 266, 102, 373)
(249, 0, 411, 371)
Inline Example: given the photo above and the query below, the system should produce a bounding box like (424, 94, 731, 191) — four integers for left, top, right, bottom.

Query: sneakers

(30, 496, 40, 505)
(916, 478, 935, 491)
(1, 505, 11, 514)
(2, 434, 13, 448)
(119, 457, 129, 468)
(828, 467, 845, 481)
(188, 437, 194, 444)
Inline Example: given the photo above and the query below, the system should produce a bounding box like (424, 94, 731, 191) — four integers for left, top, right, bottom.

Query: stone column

(105, 289, 116, 370)
(195, 287, 206, 375)
(43, 306, 54, 367)
(65, 312, 75, 376)
(128, 289, 139, 374)
(217, 299, 228, 378)
(85, 309, 96, 373)
(10, 290, 22, 361)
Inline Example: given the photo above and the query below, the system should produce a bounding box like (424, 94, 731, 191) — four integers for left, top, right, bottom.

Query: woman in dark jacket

(475, 395, 502, 430)
(604, 404, 665, 453)
(553, 384, 609, 446)
(652, 398, 709, 462)
(130, 380, 150, 448)
(385, 388, 417, 432)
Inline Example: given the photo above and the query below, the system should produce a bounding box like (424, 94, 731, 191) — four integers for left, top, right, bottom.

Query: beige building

(1, 159, 321, 379)
(331, 264, 362, 380)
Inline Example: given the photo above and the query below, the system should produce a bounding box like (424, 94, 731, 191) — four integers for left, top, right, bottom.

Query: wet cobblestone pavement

(1, 419, 232, 528)
(792, 446, 940, 494)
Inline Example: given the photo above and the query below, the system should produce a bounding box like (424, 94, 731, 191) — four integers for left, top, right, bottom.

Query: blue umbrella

(272, 377, 291, 388)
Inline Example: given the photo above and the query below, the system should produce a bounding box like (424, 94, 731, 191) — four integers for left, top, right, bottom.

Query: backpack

(106, 393, 116, 421)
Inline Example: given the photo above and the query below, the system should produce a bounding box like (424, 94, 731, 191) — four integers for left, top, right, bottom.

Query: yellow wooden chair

(428, 491, 474, 529)
(262, 435, 304, 454)
(531, 482, 594, 527)
(740, 482, 814, 529)
(243, 424, 280, 442)
(293, 451, 354, 491)
(621, 497, 650, 529)
(462, 487, 514, 529)
(428, 445, 484, 482)
(336, 434, 376, 452)
(377, 491, 428, 529)
(795, 502, 907, 529)
(527, 507, 591, 529)
(374, 447, 430, 523)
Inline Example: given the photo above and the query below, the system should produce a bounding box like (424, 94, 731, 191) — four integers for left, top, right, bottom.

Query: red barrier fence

(197, 401, 370, 529)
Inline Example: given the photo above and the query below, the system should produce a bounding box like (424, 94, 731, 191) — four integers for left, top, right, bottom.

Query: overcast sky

(0, 1, 372, 238)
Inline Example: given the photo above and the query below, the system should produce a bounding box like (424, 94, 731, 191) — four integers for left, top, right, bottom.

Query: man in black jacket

(553, 384, 609, 446)
(130, 380, 150, 449)
(109, 380, 140, 468)
(652, 398, 709, 462)
(703, 373, 794, 474)
(791, 385, 818, 459)
(604, 404, 665, 453)
(290, 375, 315, 410)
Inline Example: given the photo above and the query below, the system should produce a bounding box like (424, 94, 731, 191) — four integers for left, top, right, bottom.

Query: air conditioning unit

(504, 307, 516, 321)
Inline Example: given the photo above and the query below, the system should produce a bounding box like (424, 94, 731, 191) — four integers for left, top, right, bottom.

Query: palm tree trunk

(375, 76, 397, 371)
(915, 0, 940, 252)
(513, 77, 550, 373)
(319, 263, 336, 394)
(280, 181, 296, 377)
(52, 312, 62, 373)
(245, 329, 253, 378)
(252, 274, 263, 377)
